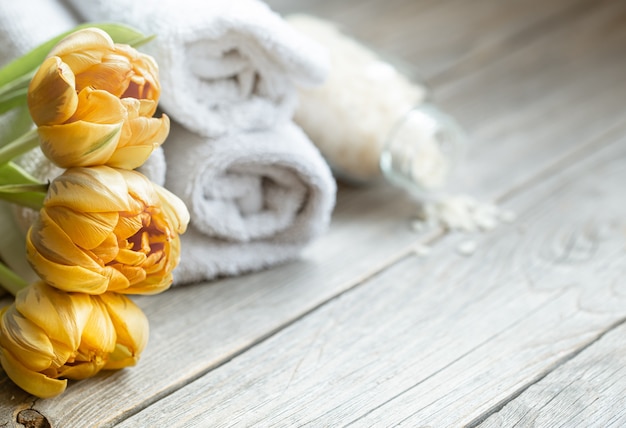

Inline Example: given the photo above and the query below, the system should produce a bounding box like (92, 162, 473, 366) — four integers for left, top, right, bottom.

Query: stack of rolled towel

(0, 0, 336, 285)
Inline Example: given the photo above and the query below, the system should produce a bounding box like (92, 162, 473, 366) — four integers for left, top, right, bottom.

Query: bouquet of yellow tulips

(0, 24, 189, 398)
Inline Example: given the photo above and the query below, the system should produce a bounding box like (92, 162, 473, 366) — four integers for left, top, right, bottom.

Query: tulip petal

(45, 167, 131, 212)
(99, 293, 148, 369)
(27, 56, 78, 126)
(80, 298, 116, 354)
(38, 121, 123, 168)
(113, 214, 144, 240)
(90, 233, 120, 264)
(16, 282, 92, 351)
(26, 240, 109, 294)
(70, 87, 126, 124)
(101, 266, 131, 292)
(74, 53, 133, 96)
(117, 169, 160, 208)
(0, 348, 67, 398)
(106, 144, 158, 170)
(0, 307, 55, 372)
(50, 28, 115, 75)
(46, 206, 119, 250)
(154, 184, 190, 234)
(27, 211, 102, 268)
(56, 359, 105, 380)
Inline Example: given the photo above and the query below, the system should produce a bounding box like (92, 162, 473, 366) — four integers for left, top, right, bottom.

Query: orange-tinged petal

(101, 266, 131, 292)
(56, 358, 105, 380)
(27, 212, 102, 268)
(115, 248, 146, 266)
(49, 28, 115, 75)
(26, 243, 109, 294)
(38, 121, 123, 168)
(118, 169, 160, 208)
(16, 282, 92, 351)
(107, 144, 158, 170)
(123, 114, 170, 148)
(45, 167, 131, 212)
(69, 87, 126, 124)
(74, 53, 133, 96)
(27, 56, 78, 126)
(80, 298, 116, 354)
(154, 185, 190, 234)
(116, 45, 160, 105)
(45, 206, 118, 250)
(0, 348, 67, 398)
(100, 293, 148, 369)
(114, 214, 144, 240)
(0, 307, 55, 372)
(113, 264, 147, 286)
(124, 272, 173, 295)
(90, 233, 120, 264)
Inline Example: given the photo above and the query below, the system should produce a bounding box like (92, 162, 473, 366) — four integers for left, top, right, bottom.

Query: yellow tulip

(0, 282, 149, 398)
(27, 27, 169, 169)
(26, 166, 190, 295)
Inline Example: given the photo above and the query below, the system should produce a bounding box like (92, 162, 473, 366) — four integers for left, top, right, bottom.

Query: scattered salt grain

(456, 240, 478, 256)
(413, 244, 432, 257)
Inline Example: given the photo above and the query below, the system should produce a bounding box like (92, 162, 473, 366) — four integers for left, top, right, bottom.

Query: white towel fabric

(156, 121, 335, 284)
(64, 0, 330, 138)
(0, 1, 77, 69)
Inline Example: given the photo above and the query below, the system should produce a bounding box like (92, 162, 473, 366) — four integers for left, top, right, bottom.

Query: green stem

(0, 260, 27, 296)
(0, 128, 38, 165)
(0, 71, 33, 115)
(0, 183, 47, 210)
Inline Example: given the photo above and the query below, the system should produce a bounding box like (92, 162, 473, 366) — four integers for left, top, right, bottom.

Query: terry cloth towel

(156, 121, 336, 284)
(64, 0, 329, 138)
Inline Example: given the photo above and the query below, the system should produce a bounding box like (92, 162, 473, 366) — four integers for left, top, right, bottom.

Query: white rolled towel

(160, 121, 336, 284)
(64, 0, 330, 138)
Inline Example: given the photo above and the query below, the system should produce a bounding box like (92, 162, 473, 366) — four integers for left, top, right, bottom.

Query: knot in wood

(16, 409, 51, 428)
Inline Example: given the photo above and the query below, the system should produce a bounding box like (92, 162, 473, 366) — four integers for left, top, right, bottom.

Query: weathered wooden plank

(116, 130, 626, 427)
(266, 0, 593, 82)
(478, 322, 626, 427)
(1, 0, 625, 426)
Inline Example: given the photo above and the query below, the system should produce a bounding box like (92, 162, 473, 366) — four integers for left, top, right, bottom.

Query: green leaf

(0, 23, 153, 88)
(0, 162, 43, 186)
(0, 128, 39, 165)
(0, 259, 28, 296)
(0, 107, 34, 148)
(0, 183, 47, 210)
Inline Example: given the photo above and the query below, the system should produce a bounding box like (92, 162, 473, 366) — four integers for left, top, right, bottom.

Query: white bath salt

(287, 14, 427, 182)
(499, 209, 517, 223)
(416, 194, 514, 234)
(413, 243, 432, 257)
(456, 239, 478, 256)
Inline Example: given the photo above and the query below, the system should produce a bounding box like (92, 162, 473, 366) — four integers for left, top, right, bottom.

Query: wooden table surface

(2, 0, 626, 426)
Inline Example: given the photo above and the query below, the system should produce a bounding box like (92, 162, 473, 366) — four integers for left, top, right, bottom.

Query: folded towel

(155, 121, 336, 284)
(64, 0, 329, 138)
(0, 1, 77, 69)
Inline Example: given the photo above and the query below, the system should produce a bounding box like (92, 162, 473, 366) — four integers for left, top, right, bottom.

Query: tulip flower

(27, 27, 169, 169)
(25, 166, 189, 295)
(0, 281, 149, 398)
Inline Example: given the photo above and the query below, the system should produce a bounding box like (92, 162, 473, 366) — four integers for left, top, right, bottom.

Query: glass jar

(380, 102, 467, 200)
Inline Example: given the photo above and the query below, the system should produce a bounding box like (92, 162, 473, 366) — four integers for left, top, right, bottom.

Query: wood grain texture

(479, 323, 626, 428)
(1, 0, 625, 426)
(266, 0, 594, 82)
(117, 133, 626, 427)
